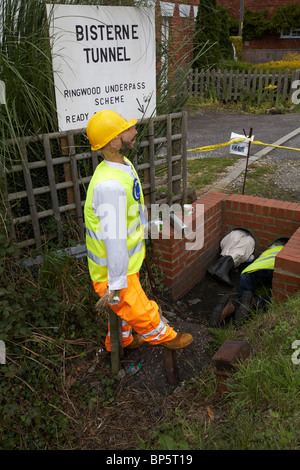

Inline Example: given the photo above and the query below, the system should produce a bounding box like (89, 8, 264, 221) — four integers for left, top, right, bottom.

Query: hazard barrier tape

(188, 138, 300, 153)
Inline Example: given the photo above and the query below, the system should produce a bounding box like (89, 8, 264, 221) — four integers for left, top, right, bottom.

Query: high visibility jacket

(241, 245, 284, 275)
(84, 157, 145, 283)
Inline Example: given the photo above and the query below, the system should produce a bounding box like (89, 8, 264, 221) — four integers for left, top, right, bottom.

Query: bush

(231, 36, 243, 61)
(253, 59, 300, 73)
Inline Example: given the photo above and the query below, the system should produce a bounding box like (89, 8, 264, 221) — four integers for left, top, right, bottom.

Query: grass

(226, 157, 300, 202)
(186, 94, 300, 116)
(187, 156, 238, 191)
(184, 151, 299, 203)
(1, 229, 299, 450)
(139, 294, 300, 450)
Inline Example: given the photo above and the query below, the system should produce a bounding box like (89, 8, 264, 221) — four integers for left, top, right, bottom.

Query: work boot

(161, 333, 193, 350)
(210, 296, 235, 327)
(212, 256, 234, 287)
(126, 334, 144, 349)
(235, 291, 256, 325)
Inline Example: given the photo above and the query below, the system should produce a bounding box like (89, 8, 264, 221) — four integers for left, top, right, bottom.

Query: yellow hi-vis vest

(241, 245, 284, 275)
(84, 157, 145, 283)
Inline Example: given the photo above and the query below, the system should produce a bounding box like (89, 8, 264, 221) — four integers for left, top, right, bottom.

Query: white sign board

(229, 132, 254, 157)
(46, 4, 156, 131)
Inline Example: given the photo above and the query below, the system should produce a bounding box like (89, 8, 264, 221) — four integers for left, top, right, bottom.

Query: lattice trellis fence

(1, 112, 188, 252)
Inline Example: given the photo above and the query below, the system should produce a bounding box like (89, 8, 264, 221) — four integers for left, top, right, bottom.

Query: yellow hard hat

(87, 110, 137, 150)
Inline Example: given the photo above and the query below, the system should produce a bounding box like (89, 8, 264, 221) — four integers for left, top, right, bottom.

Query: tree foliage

(269, 3, 300, 32)
(242, 9, 270, 41)
(193, 0, 233, 69)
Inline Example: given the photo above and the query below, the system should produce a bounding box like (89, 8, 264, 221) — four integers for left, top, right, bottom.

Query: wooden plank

(171, 117, 182, 201)
(271, 69, 276, 87)
(61, 136, 75, 213)
(216, 68, 221, 100)
(258, 69, 263, 92)
(264, 69, 270, 89)
(148, 120, 156, 206)
(188, 69, 193, 95)
(0, 161, 16, 240)
(228, 69, 233, 100)
(251, 69, 258, 101)
(222, 69, 228, 101)
(19, 138, 42, 251)
(167, 114, 173, 205)
(181, 111, 188, 205)
(276, 69, 283, 102)
(282, 70, 289, 100)
(233, 69, 240, 100)
(91, 150, 99, 171)
(43, 135, 63, 243)
(211, 68, 216, 97)
(205, 68, 210, 98)
(246, 69, 252, 95)
(290, 69, 300, 99)
(109, 309, 123, 374)
(163, 349, 178, 386)
(199, 68, 204, 95)
(67, 132, 85, 240)
(194, 68, 199, 97)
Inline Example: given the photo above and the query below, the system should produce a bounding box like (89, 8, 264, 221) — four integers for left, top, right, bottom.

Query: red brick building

(152, 0, 300, 66)
(218, 0, 300, 62)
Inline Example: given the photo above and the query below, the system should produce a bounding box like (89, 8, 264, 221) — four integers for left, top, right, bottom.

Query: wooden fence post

(61, 135, 76, 214)
(43, 135, 63, 243)
(20, 138, 43, 252)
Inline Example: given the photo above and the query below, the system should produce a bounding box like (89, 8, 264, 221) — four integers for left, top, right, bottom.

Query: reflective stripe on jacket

(84, 157, 145, 283)
(241, 245, 284, 275)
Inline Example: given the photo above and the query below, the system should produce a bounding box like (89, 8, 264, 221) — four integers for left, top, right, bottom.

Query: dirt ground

(116, 269, 242, 395)
(74, 266, 244, 450)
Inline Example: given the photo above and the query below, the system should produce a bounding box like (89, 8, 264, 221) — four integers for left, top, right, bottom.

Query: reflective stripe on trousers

(93, 272, 177, 351)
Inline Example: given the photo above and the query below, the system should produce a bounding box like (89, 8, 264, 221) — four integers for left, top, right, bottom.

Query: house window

(280, 27, 300, 38)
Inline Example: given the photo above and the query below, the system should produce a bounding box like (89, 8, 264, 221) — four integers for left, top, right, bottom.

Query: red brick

(255, 198, 271, 215)
(224, 193, 242, 210)
(284, 247, 300, 260)
(293, 209, 300, 222)
(269, 200, 285, 217)
(239, 195, 256, 212)
(285, 203, 300, 219)
(277, 201, 293, 218)
(272, 279, 286, 291)
(272, 278, 299, 294)
(247, 196, 262, 208)
(273, 271, 300, 285)
(275, 255, 300, 275)
(256, 215, 278, 226)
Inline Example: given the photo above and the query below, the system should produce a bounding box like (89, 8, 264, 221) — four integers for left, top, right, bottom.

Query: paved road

(187, 110, 300, 160)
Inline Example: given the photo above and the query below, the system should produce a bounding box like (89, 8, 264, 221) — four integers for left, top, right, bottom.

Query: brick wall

(152, 192, 224, 299)
(151, 1, 300, 67)
(152, 192, 300, 302)
(218, 0, 297, 19)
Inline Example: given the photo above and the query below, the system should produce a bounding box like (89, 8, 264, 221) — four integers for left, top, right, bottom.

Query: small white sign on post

(46, 4, 156, 131)
(229, 132, 254, 157)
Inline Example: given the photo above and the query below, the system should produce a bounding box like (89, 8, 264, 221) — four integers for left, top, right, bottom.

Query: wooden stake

(242, 127, 253, 195)
(109, 308, 123, 374)
(163, 349, 178, 386)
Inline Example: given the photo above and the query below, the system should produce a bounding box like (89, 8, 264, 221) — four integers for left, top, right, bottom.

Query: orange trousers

(93, 272, 177, 351)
